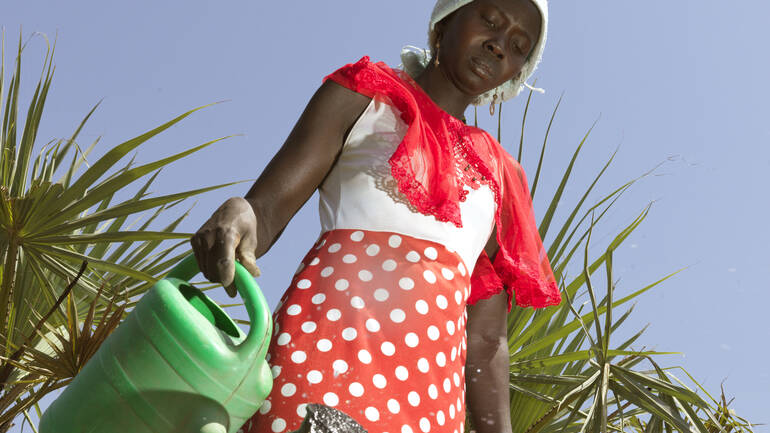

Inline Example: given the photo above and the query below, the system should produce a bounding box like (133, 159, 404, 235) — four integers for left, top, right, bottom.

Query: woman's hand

(191, 197, 261, 297)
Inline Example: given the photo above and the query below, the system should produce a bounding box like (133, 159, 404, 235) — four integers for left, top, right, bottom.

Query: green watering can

(39, 255, 274, 433)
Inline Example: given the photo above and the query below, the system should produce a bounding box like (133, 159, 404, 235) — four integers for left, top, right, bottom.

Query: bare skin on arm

(190, 80, 371, 296)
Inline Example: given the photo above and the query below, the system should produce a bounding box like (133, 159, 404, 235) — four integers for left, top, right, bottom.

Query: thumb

(237, 249, 261, 278)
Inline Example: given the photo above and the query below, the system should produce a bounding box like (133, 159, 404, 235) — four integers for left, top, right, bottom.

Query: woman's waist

(312, 228, 469, 274)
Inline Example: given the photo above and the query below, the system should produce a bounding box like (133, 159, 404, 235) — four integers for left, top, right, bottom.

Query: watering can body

(39, 256, 273, 433)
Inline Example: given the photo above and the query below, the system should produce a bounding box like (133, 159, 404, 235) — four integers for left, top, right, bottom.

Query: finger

(225, 283, 238, 298)
(200, 230, 219, 282)
(210, 227, 238, 288)
(235, 248, 261, 278)
(190, 234, 208, 278)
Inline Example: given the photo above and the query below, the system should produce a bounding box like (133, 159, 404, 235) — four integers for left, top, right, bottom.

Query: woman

(191, 1, 561, 432)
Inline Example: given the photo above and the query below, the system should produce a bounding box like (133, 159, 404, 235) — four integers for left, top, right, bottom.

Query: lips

(470, 56, 494, 80)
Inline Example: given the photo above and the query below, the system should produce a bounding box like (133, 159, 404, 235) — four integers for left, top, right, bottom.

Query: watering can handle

(167, 255, 272, 360)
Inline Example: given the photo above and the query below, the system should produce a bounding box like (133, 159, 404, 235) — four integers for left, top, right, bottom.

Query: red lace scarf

(324, 56, 560, 310)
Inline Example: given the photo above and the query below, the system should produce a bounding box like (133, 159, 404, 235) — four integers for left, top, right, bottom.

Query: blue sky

(6, 0, 769, 429)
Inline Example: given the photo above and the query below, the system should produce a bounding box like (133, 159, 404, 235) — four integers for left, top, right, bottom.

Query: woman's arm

(465, 230, 513, 433)
(191, 80, 371, 292)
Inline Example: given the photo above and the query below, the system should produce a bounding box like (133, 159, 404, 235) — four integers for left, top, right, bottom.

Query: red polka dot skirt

(243, 229, 470, 433)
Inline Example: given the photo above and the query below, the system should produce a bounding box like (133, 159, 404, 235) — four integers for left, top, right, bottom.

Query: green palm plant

(0, 34, 240, 431)
(462, 93, 755, 432)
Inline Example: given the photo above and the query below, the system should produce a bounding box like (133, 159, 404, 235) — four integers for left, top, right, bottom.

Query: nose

(484, 40, 504, 60)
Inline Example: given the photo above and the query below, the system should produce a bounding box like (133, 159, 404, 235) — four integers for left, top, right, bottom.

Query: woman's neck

(413, 63, 475, 121)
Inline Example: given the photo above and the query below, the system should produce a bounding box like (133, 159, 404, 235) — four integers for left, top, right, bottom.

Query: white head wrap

(401, 0, 548, 106)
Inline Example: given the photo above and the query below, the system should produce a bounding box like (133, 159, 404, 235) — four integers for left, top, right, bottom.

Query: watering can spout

(39, 255, 274, 433)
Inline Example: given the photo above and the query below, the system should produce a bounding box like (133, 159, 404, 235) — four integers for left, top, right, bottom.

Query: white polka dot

(443, 378, 451, 393)
(342, 254, 357, 264)
(335, 279, 349, 291)
(405, 332, 419, 347)
(402, 425, 414, 433)
(277, 333, 291, 346)
(427, 326, 440, 341)
(310, 257, 320, 266)
(281, 383, 296, 397)
(286, 304, 301, 316)
(437, 411, 445, 426)
(358, 349, 372, 364)
(406, 251, 421, 262)
(349, 382, 364, 397)
(423, 270, 437, 284)
(373, 374, 387, 389)
(436, 352, 446, 367)
(454, 290, 462, 304)
(317, 339, 332, 352)
(271, 365, 282, 379)
(350, 231, 365, 241)
(436, 295, 448, 309)
(449, 403, 456, 419)
(420, 417, 431, 432)
(366, 244, 380, 256)
(358, 270, 373, 281)
(374, 288, 390, 302)
(456, 397, 461, 411)
(388, 235, 402, 247)
(307, 370, 323, 384)
(366, 318, 381, 332)
(297, 403, 308, 418)
(321, 266, 334, 277)
(296, 279, 312, 289)
(428, 384, 439, 399)
(417, 358, 430, 373)
(311, 293, 326, 304)
(390, 308, 406, 323)
(291, 351, 307, 364)
(382, 259, 397, 271)
(328, 243, 341, 253)
(326, 309, 342, 321)
(387, 399, 401, 414)
(408, 391, 421, 407)
(323, 392, 339, 407)
(446, 321, 455, 335)
(260, 399, 272, 414)
(442, 268, 455, 280)
(272, 418, 286, 432)
(415, 300, 429, 314)
(365, 407, 380, 422)
(381, 341, 396, 356)
(333, 359, 349, 375)
(395, 365, 409, 381)
(351, 296, 365, 309)
(301, 321, 317, 333)
(453, 372, 460, 387)
(342, 327, 357, 341)
(424, 247, 438, 260)
(457, 262, 466, 276)
(451, 347, 457, 361)
(399, 277, 415, 290)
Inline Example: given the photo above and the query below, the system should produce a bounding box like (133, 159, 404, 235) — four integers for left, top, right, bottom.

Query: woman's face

(436, 0, 542, 97)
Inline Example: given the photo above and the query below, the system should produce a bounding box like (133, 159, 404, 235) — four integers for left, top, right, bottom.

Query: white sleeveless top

(318, 98, 496, 273)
